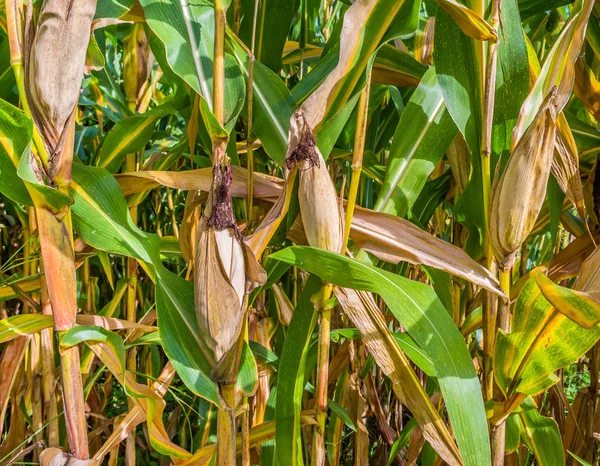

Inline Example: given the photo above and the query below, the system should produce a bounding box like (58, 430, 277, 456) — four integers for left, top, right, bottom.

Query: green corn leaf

(271, 246, 491, 466)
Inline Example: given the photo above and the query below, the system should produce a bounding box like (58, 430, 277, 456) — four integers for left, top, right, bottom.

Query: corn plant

(2, 0, 600, 465)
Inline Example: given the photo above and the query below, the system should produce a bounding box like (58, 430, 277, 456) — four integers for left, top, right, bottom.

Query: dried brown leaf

(334, 287, 464, 466)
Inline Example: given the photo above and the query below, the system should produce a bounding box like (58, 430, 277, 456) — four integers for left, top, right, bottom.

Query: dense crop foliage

(1, 0, 600, 465)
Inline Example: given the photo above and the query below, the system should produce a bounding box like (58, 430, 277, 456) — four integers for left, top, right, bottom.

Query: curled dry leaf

(548, 233, 598, 282)
(553, 116, 587, 227)
(414, 17, 436, 66)
(490, 88, 558, 268)
(573, 57, 600, 122)
(513, 0, 593, 142)
(350, 206, 504, 297)
(194, 164, 266, 383)
(523, 38, 588, 233)
(115, 167, 281, 201)
(246, 166, 298, 260)
(271, 283, 294, 326)
(584, 157, 600, 230)
(287, 111, 344, 254)
(436, 0, 497, 42)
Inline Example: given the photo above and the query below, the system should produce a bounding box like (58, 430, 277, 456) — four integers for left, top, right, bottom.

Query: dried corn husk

(490, 88, 558, 268)
(271, 283, 294, 326)
(287, 110, 344, 253)
(194, 164, 266, 383)
(40, 448, 99, 466)
(26, 0, 97, 153)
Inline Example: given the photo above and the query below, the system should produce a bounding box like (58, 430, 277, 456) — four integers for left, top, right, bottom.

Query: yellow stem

(217, 383, 237, 466)
(213, 0, 226, 128)
(246, 0, 260, 227)
(312, 284, 333, 466)
(481, 0, 501, 403)
(342, 72, 371, 251)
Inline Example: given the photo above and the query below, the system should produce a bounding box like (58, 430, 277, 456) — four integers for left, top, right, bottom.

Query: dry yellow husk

(26, 0, 97, 153)
(286, 110, 344, 253)
(194, 164, 266, 383)
(490, 88, 558, 268)
(39, 448, 99, 466)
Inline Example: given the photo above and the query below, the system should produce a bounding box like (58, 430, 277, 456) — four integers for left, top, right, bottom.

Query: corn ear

(39, 447, 99, 465)
(25, 0, 97, 152)
(194, 164, 266, 383)
(287, 111, 344, 253)
(490, 88, 558, 268)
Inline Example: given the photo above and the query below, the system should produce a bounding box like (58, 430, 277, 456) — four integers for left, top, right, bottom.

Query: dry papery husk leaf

(490, 87, 558, 268)
(40, 448, 99, 466)
(287, 206, 504, 297)
(271, 283, 294, 326)
(334, 287, 463, 466)
(194, 164, 266, 383)
(25, 0, 97, 153)
(287, 110, 344, 253)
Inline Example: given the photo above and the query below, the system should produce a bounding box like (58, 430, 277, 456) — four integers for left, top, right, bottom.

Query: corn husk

(25, 0, 97, 153)
(490, 88, 558, 268)
(286, 111, 344, 253)
(194, 164, 266, 383)
(39, 448, 99, 466)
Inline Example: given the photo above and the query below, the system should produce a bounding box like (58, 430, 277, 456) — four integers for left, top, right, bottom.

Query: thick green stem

(481, 0, 501, 403)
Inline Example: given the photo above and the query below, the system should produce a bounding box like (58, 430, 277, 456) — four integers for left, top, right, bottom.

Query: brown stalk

(40, 279, 59, 447)
(8, 0, 98, 459)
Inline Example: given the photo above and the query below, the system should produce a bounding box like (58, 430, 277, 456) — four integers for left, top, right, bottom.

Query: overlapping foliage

(1, 0, 600, 465)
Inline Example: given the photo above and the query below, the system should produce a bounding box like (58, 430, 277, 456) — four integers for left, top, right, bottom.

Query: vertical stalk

(497, 267, 511, 333)
(40, 279, 59, 447)
(312, 284, 333, 466)
(246, 0, 260, 228)
(213, 0, 226, 131)
(492, 266, 511, 465)
(125, 152, 138, 466)
(213, 3, 237, 465)
(342, 72, 371, 249)
(58, 336, 89, 459)
(6, 0, 95, 458)
(481, 0, 501, 403)
(217, 384, 237, 466)
(233, 0, 241, 35)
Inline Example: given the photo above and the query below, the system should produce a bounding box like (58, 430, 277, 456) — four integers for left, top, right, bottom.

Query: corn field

(3, 0, 600, 464)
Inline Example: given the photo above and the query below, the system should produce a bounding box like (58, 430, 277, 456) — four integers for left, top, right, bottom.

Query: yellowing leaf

(513, 0, 593, 142)
(437, 0, 497, 42)
(494, 275, 600, 398)
(536, 273, 600, 329)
